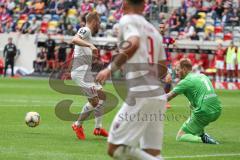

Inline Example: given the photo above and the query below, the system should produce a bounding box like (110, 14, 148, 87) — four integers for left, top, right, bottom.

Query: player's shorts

(215, 60, 224, 70)
(181, 111, 221, 135)
(47, 52, 55, 60)
(71, 69, 102, 98)
(108, 97, 167, 150)
(226, 63, 235, 70)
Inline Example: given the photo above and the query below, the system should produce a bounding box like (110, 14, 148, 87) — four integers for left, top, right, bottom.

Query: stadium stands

(168, 0, 240, 42)
(0, 0, 167, 35)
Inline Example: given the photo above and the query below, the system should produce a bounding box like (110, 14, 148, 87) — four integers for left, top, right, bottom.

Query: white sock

(113, 146, 159, 160)
(75, 102, 94, 127)
(94, 100, 104, 128)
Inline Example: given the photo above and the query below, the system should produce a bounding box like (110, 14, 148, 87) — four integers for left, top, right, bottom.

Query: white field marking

(0, 98, 237, 106)
(0, 98, 238, 108)
(164, 153, 240, 159)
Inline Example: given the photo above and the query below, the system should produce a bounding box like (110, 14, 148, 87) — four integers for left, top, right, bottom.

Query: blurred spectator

(28, 18, 40, 34)
(233, 0, 240, 8)
(226, 42, 236, 82)
(169, 9, 180, 32)
(34, 0, 44, 14)
(0, 6, 12, 32)
(80, 0, 93, 16)
(182, 21, 198, 40)
(20, 16, 30, 34)
(45, 34, 56, 71)
(33, 47, 46, 73)
(178, 8, 187, 31)
(64, 0, 78, 9)
(214, 2, 224, 20)
(56, 0, 65, 15)
(202, 0, 214, 12)
(45, 0, 56, 14)
(229, 8, 240, 26)
(222, 8, 231, 26)
(17, 0, 29, 14)
(215, 43, 226, 82)
(187, 1, 197, 17)
(3, 37, 17, 77)
(159, 0, 168, 13)
(96, 0, 107, 16)
(6, 0, 16, 15)
(57, 19, 67, 34)
(158, 12, 166, 24)
(65, 24, 75, 36)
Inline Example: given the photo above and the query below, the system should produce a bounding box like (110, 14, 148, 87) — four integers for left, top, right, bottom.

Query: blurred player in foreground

(166, 58, 222, 144)
(71, 12, 108, 140)
(96, 0, 167, 159)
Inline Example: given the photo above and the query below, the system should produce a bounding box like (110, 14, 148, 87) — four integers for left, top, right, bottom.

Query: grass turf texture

(0, 78, 240, 160)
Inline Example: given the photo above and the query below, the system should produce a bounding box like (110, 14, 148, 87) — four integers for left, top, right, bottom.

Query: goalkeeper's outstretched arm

(166, 91, 178, 101)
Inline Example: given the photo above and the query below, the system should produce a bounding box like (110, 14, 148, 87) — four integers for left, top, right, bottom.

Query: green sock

(177, 134, 202, 143)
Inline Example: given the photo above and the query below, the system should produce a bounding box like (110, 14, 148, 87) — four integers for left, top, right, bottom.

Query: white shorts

(71, 70, 102, 98)
(108, 97, 166, 150)
(226, 64, 235, 71)
(215, 60, 224, 70)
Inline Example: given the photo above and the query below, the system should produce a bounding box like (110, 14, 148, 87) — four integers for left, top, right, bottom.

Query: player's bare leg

(72, 90, 108, 139)
(93, 90, 108, 137)
(72, 96, 99, 140)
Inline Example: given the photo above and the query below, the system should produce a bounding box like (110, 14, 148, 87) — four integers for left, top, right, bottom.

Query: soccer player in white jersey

(71, 12, 108, 140)
(96, 0, 167, 159)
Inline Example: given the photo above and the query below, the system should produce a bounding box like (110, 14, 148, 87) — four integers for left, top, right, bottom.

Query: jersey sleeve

(119, 17, 140, 40)
(172, 79, 191, 94)
(77, 27, 90, 40)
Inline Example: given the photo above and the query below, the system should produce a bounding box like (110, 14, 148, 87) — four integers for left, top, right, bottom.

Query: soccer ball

(25, 112, 40, 127)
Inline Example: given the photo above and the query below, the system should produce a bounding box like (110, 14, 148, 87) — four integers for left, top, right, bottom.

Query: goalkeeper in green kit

(166, 58, 222, 144)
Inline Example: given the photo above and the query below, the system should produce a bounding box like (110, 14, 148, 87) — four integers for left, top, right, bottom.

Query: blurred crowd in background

(166, 0, 240, 41)
(1, 0, 240, 41)
(0, 0, 167, 36)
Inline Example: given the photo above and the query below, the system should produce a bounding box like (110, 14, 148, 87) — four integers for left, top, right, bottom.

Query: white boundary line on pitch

(0, 104, 237, 107)
(164, 153, 240, 159)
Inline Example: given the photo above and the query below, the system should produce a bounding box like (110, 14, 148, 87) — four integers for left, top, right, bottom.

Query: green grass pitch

(0, 78, 240, 160)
